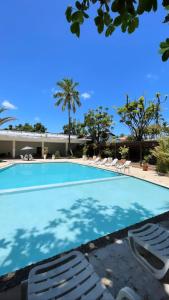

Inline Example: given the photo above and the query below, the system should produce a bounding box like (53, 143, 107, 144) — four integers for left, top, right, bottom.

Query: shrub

(151, 138, 169, 174)
(143, 154, 151, 164)
(101, 148, 112, 158)
(119, 145, 129, 159)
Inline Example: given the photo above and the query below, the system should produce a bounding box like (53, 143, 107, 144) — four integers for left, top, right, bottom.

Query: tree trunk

(68, 108, 71, 155)
(139, 141, 143, 165)
(136, 135, 143, 165)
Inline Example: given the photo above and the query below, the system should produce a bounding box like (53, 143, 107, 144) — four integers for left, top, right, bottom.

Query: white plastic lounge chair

(116, 160, 131, 172)
(20, 155, 24, 160)
(26, 250, 141, 300)
(97, 158, 108, 165)
(106, 158, 118, 167)
(128, 223, 169, 279)
(29, 154, 33, 161)
(24, 154, 28, 161)
(89, 157, 101, 164)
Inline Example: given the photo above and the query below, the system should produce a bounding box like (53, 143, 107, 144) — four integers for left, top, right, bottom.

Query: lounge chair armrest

(116, 287, 141, 300)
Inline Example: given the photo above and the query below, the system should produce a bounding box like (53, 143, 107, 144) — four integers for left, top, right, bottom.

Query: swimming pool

(0, 162, 169, 276)
(0, 162, 119, 190)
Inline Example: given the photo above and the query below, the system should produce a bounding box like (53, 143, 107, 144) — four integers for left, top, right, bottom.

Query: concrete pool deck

(0, 158, 169, 299)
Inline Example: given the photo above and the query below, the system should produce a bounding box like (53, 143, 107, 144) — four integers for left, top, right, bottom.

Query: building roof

(0, 130, 89, 143)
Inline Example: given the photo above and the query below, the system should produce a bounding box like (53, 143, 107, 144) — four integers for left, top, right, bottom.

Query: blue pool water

(0, 162, 119, 190)
(0, 169, 169, 275)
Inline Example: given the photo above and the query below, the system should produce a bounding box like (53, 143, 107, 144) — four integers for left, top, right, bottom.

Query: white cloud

(34, 117, 40, 122)
(81, 92, 91, 99)
(146, 73, 159, 80)
(2, 100, 17, 110)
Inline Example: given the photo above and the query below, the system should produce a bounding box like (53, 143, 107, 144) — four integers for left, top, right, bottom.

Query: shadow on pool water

(0, 197, 153, 275)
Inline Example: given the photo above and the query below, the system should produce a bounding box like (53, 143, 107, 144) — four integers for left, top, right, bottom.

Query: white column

(65, 142, 68, 156)
(12, 140, 16, 158)
(42, 141, 44, 158)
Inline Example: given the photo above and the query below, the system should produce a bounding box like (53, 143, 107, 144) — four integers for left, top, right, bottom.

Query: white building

(0, 130, 88, 158)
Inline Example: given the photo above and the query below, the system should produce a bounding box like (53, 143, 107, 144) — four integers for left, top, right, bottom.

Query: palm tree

(0, 107, 15, 126)
(53, 78, 81, 155)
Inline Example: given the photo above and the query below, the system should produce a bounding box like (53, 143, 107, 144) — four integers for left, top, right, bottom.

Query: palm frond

(54, 98, 64, 107)
(53, 78, 81, 116)
(0, 117, 16, 126)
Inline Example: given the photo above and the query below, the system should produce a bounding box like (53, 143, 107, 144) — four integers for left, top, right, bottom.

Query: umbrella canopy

(20, 146, 34, 151)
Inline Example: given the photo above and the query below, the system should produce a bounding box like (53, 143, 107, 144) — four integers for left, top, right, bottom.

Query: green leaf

(121, 22, 127, 33)
(71, 22, 80, 37)
(75, 1, 82, 10)
(71, 11, 84, 24)
(95, 16, 101, 26)
(98, 21, 104, 33)
(105, 24, 115, 37)
(163, 0, 169, 7)
(104, 12, 112, 26)
(65, 6, 72, 23)
(163, 13, 169, 23)
(83, 12, 89, 19)
(114, 16, 122, 26)
(137, 0, 157, 14)
(162, 49, 169, 61)
(97, 8, 103, 17)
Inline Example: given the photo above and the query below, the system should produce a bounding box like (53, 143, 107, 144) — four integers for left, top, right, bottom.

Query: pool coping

(0, 210, 169, 292)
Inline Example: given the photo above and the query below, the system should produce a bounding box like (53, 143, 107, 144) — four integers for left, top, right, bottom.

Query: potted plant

(119, 145, 129, 163)
(142, 155, 150, 171)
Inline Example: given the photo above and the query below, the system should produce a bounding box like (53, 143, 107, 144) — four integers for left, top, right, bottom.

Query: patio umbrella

(20, 146, 34, 151)
(20, 146, 35, 160)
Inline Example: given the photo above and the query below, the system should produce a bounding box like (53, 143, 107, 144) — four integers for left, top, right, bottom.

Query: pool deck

(0, 158, 169, 299)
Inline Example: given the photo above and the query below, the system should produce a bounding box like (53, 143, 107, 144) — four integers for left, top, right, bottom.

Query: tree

(66, 1, 169, 61)
(33, 123, 47, 133)
(144, 124, 162, 140)
(84, 106, 113, 153)
(5, 122, 47, 133)
(0, 107, 15, 127)
(117, 94, 164, 162)
(53, 78, 81, 154)
(63, 118, 87, 137)
(117, 95, 162, 142)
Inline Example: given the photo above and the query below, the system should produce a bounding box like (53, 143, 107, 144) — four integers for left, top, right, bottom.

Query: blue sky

(0, 0, 169, 135)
